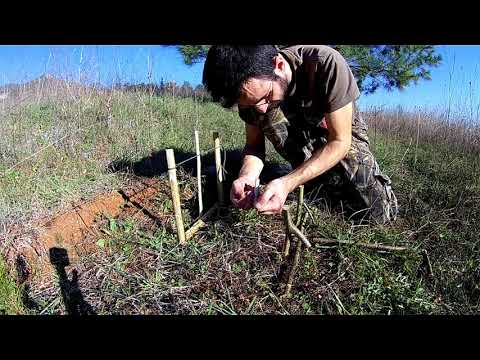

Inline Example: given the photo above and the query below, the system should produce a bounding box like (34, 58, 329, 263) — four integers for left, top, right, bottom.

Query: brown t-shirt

(239, 45, 367, 168)
(280, 45, 360, 113)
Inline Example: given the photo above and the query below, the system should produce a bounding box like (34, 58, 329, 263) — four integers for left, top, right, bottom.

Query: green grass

(0, 259, 25, 315)
(1, 88, 479, 314)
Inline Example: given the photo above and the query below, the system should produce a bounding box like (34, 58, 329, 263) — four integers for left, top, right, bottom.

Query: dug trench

(5, 148, 225, 285)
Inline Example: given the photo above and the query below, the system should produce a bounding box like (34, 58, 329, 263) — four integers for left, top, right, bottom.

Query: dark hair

(202, 45, 279, 108)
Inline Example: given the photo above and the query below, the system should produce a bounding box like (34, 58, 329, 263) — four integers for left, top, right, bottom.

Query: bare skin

(230, 53, 353, 215)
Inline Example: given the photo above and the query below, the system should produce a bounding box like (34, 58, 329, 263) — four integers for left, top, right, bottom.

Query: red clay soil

(11, 191, 126, 279)
(10, 178, 166, 281)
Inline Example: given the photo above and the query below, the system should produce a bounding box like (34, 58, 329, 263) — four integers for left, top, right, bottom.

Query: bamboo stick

(213, 132, 224, 203)
(166, 149, 186, 245)
(194, 130, 203, 216)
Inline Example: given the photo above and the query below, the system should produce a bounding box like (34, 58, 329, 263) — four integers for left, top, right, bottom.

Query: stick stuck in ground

(166, 149, 186, 245)
(296, 185, 304, 227)
(194, 130, 203, 216)
(213, 132, 224, 203)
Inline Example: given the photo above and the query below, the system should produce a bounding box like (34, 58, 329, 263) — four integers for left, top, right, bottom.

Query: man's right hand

(230, 176, 258, 209)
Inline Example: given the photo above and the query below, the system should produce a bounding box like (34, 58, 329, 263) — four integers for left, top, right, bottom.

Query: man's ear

(273, 55, 285, 75)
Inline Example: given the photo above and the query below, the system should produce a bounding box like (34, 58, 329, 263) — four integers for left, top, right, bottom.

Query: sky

(0, 45, 479, 118)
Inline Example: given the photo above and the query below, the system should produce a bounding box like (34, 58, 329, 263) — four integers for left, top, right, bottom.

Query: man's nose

(255, 103, 269, 114)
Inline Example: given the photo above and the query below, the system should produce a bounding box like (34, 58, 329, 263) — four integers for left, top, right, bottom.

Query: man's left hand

(254, 178, 290, 214)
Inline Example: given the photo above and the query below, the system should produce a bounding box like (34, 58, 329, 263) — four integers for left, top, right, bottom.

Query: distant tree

(176, 45, 442, 95)
(178, 45, 211, 66)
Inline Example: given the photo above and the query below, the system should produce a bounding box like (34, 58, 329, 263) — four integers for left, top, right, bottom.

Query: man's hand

(254, 178, 290, 214)
(230, 176, 258, 209)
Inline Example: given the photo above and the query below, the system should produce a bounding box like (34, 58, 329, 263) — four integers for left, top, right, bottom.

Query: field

(0, 77, 479, 315)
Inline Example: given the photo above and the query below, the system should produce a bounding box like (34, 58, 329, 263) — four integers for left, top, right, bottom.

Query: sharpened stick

(166, 149, 186, 245)
(295, 185, 304, 227)
(185, 203, 219, 241)
(213, 132, 224, 203)
(284, 238, 303, 297)
(282, 204, 291, 257)
(194, 130, 203, 216)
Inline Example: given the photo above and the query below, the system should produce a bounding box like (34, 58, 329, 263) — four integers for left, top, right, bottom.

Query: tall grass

(0, 57, 479, 314)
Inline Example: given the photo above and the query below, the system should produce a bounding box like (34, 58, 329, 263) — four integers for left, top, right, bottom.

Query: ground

(0, 83, 479, 314)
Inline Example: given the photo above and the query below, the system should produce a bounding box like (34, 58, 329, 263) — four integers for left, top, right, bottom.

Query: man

(202, 45, 398, 224)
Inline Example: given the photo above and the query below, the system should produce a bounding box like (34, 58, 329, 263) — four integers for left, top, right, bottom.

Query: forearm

(239, 153, 264, 181)
(283, 139, 350, 193)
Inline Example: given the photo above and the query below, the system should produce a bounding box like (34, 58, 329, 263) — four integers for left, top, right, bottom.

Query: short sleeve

(320, 50, 360, 113)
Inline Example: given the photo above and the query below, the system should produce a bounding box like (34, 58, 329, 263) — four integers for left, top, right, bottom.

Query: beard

(274, 74, 289, 100)
(259, 74, 288, 113)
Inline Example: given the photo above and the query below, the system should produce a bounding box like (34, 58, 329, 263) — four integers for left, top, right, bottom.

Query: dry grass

(0, 75, 479, 315)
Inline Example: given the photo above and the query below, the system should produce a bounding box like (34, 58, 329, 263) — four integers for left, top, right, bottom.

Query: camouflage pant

(221, 139, 398, 225)
(304, 140, 398, 224)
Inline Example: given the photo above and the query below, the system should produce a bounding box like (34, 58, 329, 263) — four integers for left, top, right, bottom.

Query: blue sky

(0, 45, 479, 117)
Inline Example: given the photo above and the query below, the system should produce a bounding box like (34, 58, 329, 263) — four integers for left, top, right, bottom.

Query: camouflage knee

(362, 173, 399, 224)
(340, 141, 398, 224)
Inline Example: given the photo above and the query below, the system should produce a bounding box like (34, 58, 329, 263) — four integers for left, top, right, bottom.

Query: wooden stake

(166, 149, 186, 245)
(194, 130, 203, 216)
(213, 131, 224, 203)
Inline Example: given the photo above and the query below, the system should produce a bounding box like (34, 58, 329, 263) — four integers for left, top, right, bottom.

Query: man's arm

(239, 123, 265, 181)
(255, 102, 353, 214)
(230, 123, 265, 208)
(282, 101, 353, 192)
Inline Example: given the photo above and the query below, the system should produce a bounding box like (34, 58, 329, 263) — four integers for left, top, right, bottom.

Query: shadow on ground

(107, 147, 366, 222)
(108, 147, 293, 207)
(49, 248, 96, 315)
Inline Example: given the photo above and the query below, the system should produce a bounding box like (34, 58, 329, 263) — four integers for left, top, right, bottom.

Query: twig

(283, 239, 303, 298)
(295, 185, 304, 227)
(400, 137, 413, 165)
(303, 202, 317, 225)
(312, 237, 408, 252)
(283, 231, 291, 258)
(422, 249, 435, 279)
(282, 206, 312, 248)
(185, 202, 219, 241)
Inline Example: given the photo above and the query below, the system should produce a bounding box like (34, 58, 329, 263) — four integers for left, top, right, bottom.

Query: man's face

(237, 75, 289, 114)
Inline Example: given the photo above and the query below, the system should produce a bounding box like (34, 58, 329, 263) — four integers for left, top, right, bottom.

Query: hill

(0, 88, 478, 315)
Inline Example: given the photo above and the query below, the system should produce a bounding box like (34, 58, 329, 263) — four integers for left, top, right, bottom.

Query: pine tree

(176, 45, 442, 95)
